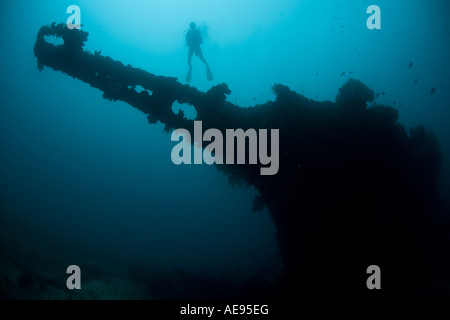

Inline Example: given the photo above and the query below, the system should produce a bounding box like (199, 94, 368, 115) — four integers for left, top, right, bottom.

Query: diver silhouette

(186, 22, 213, 82)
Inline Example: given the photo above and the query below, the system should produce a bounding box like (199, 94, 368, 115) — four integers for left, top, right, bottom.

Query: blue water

(1, 0, 449, 299)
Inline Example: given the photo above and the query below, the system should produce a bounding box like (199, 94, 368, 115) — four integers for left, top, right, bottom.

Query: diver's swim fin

(186, 68, 192, 83)
(207, 67, 213, 81)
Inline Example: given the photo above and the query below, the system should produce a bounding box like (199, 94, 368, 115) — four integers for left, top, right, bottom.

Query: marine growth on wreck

(33, 23, 447, 298)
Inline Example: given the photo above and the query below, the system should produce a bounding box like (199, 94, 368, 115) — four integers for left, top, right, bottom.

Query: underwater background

(1, 0, 449, 299)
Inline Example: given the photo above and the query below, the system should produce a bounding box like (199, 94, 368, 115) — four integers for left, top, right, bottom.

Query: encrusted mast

(34, 23, 234, 131)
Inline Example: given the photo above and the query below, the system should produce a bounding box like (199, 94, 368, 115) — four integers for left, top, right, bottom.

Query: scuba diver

(186, 22, 213, 82)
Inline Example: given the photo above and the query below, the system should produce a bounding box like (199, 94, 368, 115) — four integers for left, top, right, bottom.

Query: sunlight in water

(78, 0, 298, 50)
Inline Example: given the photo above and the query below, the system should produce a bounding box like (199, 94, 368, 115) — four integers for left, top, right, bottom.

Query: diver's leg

(188, 48, 194, 69)
(196, 48, 213, 81)
(197, 48, 209, 68)
(186, 48, 194, 82)
(200, 57, 210, 68)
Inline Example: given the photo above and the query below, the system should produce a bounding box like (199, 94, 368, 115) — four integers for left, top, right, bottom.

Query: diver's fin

(186, 68, 192, 83)
(206, 67, 213, 81)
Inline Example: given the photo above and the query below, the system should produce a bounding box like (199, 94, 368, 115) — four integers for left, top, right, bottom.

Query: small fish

(393, 101, 396, 105)
(430, 88, 436, 95)
(333, 16, 340, 20)
(253, 97, 256, 100)
(340, 72, 346, 77)
(349, 71, 353, 74)
(381, 91, 385, 95)
(408, 61, 413, 68)
(376, 93, 380, 98)
(316, 72, 319, 76)
(414, 79, 418, 84)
